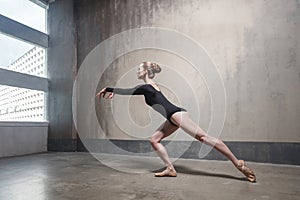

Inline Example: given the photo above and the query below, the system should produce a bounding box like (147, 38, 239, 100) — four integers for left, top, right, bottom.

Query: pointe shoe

(154, 169, 177, 177)
(237, 160, 256, 182)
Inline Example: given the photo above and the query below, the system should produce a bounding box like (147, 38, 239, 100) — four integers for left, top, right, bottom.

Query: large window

(0, 0, 46, 33)
(0, 0, 48, 122)
(0, 33, 46, 77)
(0, 85, 45, 121)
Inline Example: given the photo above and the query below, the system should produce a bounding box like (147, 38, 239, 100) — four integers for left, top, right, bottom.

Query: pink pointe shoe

(237, 160, 256, 182)
(154, 168, 177, 177)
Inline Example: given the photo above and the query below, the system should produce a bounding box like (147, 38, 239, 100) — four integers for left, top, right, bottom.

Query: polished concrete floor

(0, 152, 299, 200)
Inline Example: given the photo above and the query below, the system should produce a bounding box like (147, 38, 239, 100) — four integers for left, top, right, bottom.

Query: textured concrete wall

(47, 0, 77, 151)
(75, 0, 300, 143)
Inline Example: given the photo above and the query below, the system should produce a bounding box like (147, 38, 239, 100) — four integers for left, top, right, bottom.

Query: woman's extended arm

(96, 85, 145, 100)
(105, 85, 145, 95)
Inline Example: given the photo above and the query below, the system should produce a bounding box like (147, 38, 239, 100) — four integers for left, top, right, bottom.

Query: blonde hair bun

(141, 61, 162, 79)
(151, 62, 161, 73)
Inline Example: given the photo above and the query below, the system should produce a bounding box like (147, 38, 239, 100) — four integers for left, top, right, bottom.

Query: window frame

(0, 0, 49, 122)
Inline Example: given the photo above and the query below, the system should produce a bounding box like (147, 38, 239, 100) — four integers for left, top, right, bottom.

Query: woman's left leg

(170, 111, 256, 182)
(170, 111, 239, 166)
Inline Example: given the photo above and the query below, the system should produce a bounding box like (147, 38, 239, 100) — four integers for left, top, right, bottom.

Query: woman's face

(136, 64, 147, 79)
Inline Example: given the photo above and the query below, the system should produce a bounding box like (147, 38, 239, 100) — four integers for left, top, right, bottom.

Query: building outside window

(0, 0, 47, 122)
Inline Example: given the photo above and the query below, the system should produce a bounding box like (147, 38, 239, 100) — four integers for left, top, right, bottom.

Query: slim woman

(96, 62, 256, 182)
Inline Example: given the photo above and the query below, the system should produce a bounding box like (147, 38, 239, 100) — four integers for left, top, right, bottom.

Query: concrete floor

(0, 152, 299, 200)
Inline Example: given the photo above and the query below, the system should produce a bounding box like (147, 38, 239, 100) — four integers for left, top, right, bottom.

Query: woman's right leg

(150, 120, 179, 176)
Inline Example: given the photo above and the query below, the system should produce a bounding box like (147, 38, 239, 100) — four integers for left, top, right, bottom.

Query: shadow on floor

(152, 165, 247, 182)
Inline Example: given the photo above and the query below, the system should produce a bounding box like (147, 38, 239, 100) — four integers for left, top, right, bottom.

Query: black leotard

(105, 84, 187, 126)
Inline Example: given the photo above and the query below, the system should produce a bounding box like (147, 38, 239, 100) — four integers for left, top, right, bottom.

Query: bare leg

(150, 120, 178, 176)
(171, 112, 239, 166)
(171, 111, 256, 182)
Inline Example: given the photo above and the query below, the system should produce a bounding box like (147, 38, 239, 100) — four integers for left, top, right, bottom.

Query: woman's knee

(195, 133, 208, 142)
(150, 133, 161, 147)
(197, 134, 223, 146)
(150, 138, 156, 147)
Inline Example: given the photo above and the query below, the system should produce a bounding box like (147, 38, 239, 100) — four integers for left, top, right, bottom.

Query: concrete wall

(47, 0, 77, 151)
(75, 0, 300, 143)
(0, 122, 47, 157)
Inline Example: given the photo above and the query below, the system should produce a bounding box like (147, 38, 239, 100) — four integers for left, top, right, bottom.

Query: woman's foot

(154, 167, 177, 177)
(237, 160, 256, 182)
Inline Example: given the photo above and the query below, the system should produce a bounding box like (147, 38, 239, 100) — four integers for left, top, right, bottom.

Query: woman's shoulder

(134, 84, 155, 91)
(142, 84, 161, 92)
(131, 84, 150, 91)
(135, 84, 151, 88)
(135, 84, 160, 91)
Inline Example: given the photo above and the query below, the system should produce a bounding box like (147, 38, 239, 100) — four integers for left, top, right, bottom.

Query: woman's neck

(143, 77, 155, 85)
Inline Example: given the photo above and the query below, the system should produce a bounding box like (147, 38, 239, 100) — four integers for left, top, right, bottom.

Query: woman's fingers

(96, 88, 114, 100)
(96, 91, 105, 99)
(106, 92, 113, 99)
(96, 88, 108, 99)
(108, 93, 114, 99)
(96, 91, 114, 99)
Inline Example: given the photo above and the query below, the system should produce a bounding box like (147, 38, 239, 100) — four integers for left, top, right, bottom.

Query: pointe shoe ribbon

(237, 160, 256, 182)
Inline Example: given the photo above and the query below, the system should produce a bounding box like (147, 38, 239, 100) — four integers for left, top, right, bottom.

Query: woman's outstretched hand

(96, 88, 114, 99)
